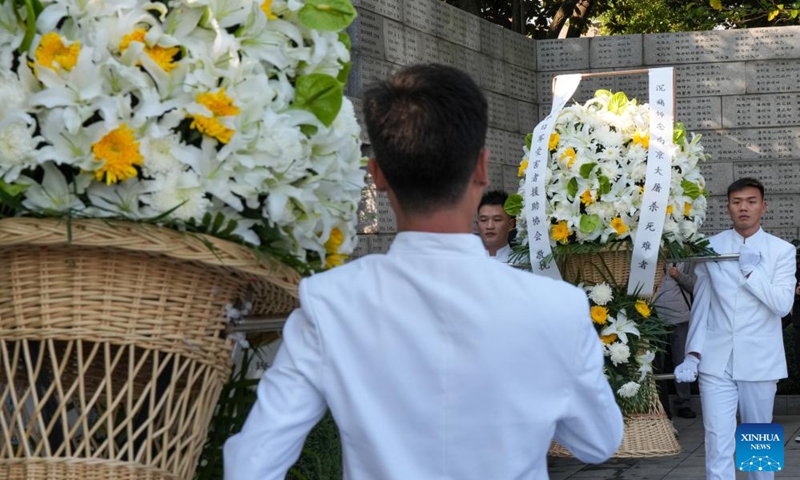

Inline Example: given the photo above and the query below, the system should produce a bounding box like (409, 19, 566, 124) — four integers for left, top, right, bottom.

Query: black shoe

(676, 407, 697, 419)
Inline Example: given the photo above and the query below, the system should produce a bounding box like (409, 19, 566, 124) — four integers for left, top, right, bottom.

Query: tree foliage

(442, 0, 800, 38)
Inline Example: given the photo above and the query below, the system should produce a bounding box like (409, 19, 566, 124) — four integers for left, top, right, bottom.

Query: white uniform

(224, 232, 623, 480)
(686, 227, 796, 480)
(489, 243, 512, 263)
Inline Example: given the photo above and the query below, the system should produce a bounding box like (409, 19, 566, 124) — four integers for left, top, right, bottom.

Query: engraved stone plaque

(734, 161, 800, 194)
(351, 235, 371, 259)
(481, 21, 505, 58)
(486, 128, 505, 163)
(699, 162, 733, 197)
(462, 48, 484, 86)
(504, 29, 536, 70)
(746, 26, 800, 60)
(481, 54, 507, 94)
(371, 234, 396, 254)
(376, 192, 397, 233)
(404, 27, 438, 64)
(676, 63, 746, 97)
(404, 0, 436, 34)
(677, 97, 722, 130)
(488, 161, 505, 191)
(698, 195, 799, 231)
(437, 2, 467, 47)
(701, 195, 729, 232)
(384, 18, 407, 64)
(517, 100, 538, 135)
(346, 56, 394, 98)
(536, 71, 608, 106)
(746, 60, 800, 94)
(645, 30, 734, 65)
(722, 93, 800, 129)
(504, 130, 526, 166)
(463, 12, 482, 52)
(353, 0, 403, 21)
(506, 64, 537, 102)
(590, 35, 643, 69)
(348, 96, 370, 144)
(350, 9, 385, 59)
(536, 38, 590, 72)
(485, 91, 518, 132)
(614, 71, 649, 101)
(435, 38, 456, 67)
(699, 127, 800, 161)
(503, 165, 520, 193)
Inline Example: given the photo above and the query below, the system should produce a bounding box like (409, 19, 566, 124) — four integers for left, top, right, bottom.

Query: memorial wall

(345, 0, 800, 258)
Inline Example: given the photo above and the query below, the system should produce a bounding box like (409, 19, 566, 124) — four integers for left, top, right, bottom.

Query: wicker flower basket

(0, 218, 301, 480)
(549, 382, 681, 458)
(559, 247, 666, 293)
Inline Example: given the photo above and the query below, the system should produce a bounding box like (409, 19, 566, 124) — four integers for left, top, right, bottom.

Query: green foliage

(292, 74, 344, 127)
(298, 0, 358, 31)
(504, 193, 523, 217)
(286, 413, 343, 480)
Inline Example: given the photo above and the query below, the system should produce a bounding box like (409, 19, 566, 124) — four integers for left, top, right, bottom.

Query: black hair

(727, 177, 765, 200)
(478, 190, 508, 211)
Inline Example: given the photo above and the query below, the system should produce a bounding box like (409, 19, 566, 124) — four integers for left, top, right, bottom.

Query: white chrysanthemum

(608, 342, 631, 366)
(617, 381, 641, 398)
(0, 120, 41, 182)
(142, 171, 211, 222)
(588, 282, 613, 305)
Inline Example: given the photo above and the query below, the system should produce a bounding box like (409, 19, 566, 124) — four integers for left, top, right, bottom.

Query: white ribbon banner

(627, 67, 675, 296)
(524, 74, 582, 279)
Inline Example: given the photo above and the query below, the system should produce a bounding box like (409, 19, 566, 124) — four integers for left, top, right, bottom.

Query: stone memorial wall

(346, 0, 800, 256)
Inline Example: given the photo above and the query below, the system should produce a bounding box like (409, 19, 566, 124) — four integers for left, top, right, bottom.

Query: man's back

(225, 232, 623, 479)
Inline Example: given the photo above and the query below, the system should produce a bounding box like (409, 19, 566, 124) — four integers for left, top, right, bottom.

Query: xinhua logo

(736, 423, 784, 472)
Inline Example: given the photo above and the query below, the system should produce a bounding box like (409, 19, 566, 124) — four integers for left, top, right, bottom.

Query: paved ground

(548, 413, 800, 479)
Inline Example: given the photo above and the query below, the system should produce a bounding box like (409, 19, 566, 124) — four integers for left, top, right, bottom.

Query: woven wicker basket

(548, 385, 681, 458)
(0, 218, 301, 480)
(559, 247, 666, 293)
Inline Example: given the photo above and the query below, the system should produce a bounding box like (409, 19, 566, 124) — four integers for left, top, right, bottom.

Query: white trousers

(699, 368, 777, 480)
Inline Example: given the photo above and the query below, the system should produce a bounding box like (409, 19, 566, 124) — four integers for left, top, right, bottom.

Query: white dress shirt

(224, 232, 623, 480)
(686, 227, 796, 381)
(489, 243, 512, 263)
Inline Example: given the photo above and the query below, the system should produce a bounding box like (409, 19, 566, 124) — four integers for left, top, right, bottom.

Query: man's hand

(739, 244, 761, 275)
(674, 355, 700, 383)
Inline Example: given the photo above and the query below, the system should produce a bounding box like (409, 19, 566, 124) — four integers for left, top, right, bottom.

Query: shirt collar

(731, 226, 765, 244)
(388, 231, 488, 257)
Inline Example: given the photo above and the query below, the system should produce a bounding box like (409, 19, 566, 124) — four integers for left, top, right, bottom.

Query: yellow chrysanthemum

(552, 221, 571, 244)
(591, 306, 609, 325)
(638, 185, 644, 195)
(632, 131, 650, 149)
(190, 89, 240, 144)
(561, 148, 576, 168)
(517, 158, 528, 177)
(684, 202, 692, 216)
(611, 217, 627, 235)
(580, 190, 595, 206)
(666, 204, 674, 215)
(35, 32, 80, 72)
(120, 29, 180, 71)
(600, 333, 618, 345)
(548, 132, 559, 150)
(324, 228, 347, 268)
(92, 124, 143, 185)
(635, 300, 651, 318)
(261, 0, 279, 19)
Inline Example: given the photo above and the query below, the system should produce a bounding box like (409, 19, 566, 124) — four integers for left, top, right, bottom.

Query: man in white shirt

(477, 189, 516, 262)
(223, 63, 623, 480)
(675, 178, 796, 480)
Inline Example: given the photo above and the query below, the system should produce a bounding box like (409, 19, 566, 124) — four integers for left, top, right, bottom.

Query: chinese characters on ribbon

(627, 68, 674, 296)
(524, 74, 582, 279)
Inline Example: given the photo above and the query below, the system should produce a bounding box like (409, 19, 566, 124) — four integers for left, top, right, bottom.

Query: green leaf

(673, 122, 686, 145)
(292, 73, 343, 127)
(709, 0, 722, 10)
(336, 60, 352, 84)
(681, 179, 702, 200)
(599, 175, 612, 195)
(595, 89, 613, 98)
(607, 92, 629, 114)
(0, 179, 28, 197)
(298, 0, 357, 31)
(525, 132, 533, 150)
(567, 178, 578, 198)
(579, 214, 601, 233)
(338, 32, 351, 52)
(579, 162, 597, 179)
(504, 194, 523, 217)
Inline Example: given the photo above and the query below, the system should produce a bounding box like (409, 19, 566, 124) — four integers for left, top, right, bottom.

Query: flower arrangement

(506, 89, 712, 414)
(584, 281, 668, 412)
(0, 0, 365, 273)
(508, 90, 710, 259)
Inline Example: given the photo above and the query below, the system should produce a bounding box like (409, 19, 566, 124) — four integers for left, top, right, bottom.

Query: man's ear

(473, 148, 490, 188)
(368, 158, 388, 192)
